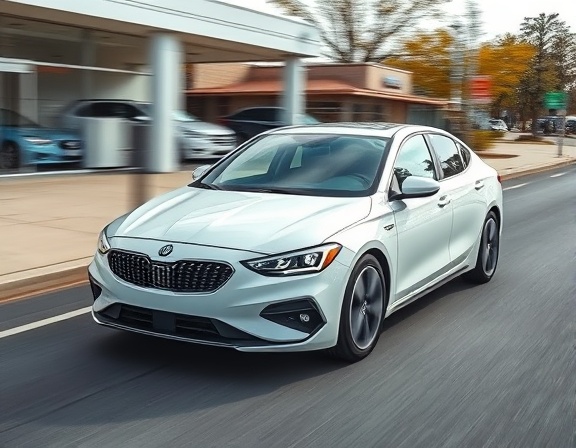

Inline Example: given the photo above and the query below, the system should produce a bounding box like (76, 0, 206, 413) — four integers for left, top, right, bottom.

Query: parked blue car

(0, 108, 83, 170)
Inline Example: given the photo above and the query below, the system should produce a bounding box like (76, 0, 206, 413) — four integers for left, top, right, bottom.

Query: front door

(389, 134, 453, 301)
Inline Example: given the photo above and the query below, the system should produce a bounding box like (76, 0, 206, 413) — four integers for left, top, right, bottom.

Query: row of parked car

(0, 101, 320, 171)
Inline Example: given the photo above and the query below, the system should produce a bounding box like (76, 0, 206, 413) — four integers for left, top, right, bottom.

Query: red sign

(470, 76, 491, 103)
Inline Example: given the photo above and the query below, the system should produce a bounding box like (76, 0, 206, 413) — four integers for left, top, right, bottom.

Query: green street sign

(544, 91, 567, 109)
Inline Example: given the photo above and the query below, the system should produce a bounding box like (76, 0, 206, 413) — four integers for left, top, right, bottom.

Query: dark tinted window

(428, 134, 465, 178)
(393, 135, 436, 187)
(76, 102, 141, 118)
(230, 108, 277, 121)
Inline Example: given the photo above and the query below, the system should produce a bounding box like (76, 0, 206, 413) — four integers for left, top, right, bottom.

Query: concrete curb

(498, 158, 576, 181)
(0, 259, 91, 303)
(1, 159, 575, 302)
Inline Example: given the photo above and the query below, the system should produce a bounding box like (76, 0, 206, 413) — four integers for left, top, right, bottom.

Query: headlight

(24, 136, 52, 145)
(97, 228, 111, 254)
(242, 243, 342, 276)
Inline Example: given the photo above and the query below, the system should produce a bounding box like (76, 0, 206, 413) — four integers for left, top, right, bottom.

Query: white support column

(149, 33, 182, 173)
(282, 57, 305, 125)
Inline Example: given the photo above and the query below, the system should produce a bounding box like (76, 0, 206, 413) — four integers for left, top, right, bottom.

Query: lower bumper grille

(96, 304, 271, 346)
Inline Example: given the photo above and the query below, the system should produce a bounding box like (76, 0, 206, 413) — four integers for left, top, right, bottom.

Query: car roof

(268, 122, 445, 138)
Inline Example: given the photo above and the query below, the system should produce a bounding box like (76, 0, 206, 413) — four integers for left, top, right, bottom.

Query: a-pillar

(149, 33, 182, 173)
(282, 57, 305, 125)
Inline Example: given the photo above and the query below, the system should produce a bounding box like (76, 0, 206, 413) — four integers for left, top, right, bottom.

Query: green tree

(267, 0, 451, 62)
(519, 13, 569, 135)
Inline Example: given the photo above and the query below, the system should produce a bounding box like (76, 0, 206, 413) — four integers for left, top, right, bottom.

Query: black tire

(327, 254, 386, 363)
(0, 141, 20, 170)
(463, 211, 500, 284)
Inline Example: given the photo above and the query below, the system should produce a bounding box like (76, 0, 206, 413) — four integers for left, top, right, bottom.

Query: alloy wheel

(349, 266, 384, 350)
(482, 217, 499, 277)
(0, 143, 19, 170)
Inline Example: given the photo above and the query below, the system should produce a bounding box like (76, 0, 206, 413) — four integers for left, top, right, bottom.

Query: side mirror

(192, 164, 211, 181)
(392, 176, 440, 200)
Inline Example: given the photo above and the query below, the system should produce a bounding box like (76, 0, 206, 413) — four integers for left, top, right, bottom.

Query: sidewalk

(1, 141, 575, 299)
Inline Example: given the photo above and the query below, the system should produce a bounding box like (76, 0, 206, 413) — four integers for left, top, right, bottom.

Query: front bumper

(23, 143, 82, 166)
(181, 136, 236, 159)
(89, 238, 350, 352)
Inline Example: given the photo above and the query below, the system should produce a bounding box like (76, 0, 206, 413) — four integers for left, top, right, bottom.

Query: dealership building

(186, 62, 447, 126)
(0, 0, 322, 172)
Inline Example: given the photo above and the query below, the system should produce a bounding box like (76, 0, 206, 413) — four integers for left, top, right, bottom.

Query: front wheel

(327, 254, 386, 363)
(0, 141, 20, 170)
(463, 211, 500, 284)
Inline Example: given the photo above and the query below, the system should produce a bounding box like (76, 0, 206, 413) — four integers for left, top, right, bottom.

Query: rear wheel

(0, 141, 20, 170)
(327, 254, 386, 363)
(463, 211, 500, 284)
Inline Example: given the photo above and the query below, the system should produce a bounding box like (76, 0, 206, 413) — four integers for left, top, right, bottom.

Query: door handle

(438, 195, 451, 208)
(475, 180, 485, 190)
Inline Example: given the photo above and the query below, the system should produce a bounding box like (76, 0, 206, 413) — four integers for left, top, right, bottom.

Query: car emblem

(158, 244, 173, 257)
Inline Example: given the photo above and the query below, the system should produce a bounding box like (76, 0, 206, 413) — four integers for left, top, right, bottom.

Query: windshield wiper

(191, 182, 222, 190)
(240, 187, 308, 195)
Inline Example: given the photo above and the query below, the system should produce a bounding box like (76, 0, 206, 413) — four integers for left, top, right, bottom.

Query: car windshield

(194, 133, 390, 197)
(0, 109, 40, 127)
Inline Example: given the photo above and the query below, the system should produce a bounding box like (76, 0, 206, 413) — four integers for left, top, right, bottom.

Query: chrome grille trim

(107, 249, 234, 293)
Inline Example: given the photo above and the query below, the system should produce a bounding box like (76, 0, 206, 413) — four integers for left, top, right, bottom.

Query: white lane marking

(0, 307, 91, 339)
(503, 182, 528, 191)
(550, 172, 567, 178)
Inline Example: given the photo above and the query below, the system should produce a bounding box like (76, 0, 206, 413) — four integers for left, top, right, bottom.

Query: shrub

(467, 130, 498, 151)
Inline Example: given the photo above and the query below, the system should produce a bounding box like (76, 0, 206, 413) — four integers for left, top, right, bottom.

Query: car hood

(16, 127, 80, 140)
(178, 120, 234, 136)
(114, 187, 371, 254)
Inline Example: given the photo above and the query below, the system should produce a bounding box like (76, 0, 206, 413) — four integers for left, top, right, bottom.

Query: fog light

(260, 299, 325, 334)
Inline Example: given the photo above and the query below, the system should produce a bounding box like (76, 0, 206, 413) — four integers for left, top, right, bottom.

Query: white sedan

(89, 123, 503, 363)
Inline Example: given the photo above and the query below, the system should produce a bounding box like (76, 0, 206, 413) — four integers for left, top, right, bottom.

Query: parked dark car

(219, 107, 320, 144)
(565, 119, 576, 135)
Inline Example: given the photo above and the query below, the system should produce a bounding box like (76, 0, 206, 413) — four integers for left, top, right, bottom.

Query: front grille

(59, 140, 82, 150)
(107, 250, 233, 293)
(208, 135, 236, 146)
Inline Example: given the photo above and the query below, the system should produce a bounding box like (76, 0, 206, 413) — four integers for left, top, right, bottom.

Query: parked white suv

(58, 99, 237, 160)
(488, 119, 508, 132)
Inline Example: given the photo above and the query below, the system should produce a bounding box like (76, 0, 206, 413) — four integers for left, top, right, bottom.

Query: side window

(92, 102, 122, 117)
(393, 135, 436, 188)
(458, 143, 471, 168)
(428, 134, 465, 179)
(76, 104, 95, 117)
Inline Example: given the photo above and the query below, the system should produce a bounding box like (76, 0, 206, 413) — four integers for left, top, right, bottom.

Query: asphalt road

(1, 166, 575, 448)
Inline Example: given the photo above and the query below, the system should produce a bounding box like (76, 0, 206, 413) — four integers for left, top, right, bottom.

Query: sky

(220, 0, 576, 42)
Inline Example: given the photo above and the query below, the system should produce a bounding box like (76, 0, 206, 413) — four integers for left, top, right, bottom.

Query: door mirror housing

(392, 176, 440, 200)
(192, 164, 211, 181)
